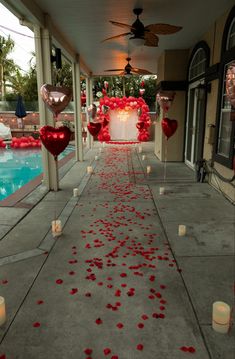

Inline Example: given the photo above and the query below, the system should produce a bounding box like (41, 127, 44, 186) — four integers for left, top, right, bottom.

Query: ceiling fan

(104, 57, 152, 76)
(102, 8, 182, 47)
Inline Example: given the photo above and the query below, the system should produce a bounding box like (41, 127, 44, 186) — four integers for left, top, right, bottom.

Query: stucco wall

(199, 8, 234, 202)
(155, 49, 189, 161)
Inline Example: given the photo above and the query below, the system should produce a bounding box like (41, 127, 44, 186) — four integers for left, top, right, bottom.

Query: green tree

(92, 75, 158, 109)
(0, 35, 18, 100)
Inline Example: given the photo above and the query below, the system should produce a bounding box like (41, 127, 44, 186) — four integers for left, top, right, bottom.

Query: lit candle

(95, 155, 98, 160)
(138, 146, 142, 153)
(142, 155, 146, 160)
(212, 301, 231, 334)
(102, 142, 105, 148)
(87, 166, 93, 174)
(99, 148, 102, 153)
(146, 165, 151, 174)
(73, 188, 79, 197)
(159, 187, 165, 195)
(51, 220, 62, 237)
(0, 297, 6, 326)
(178, 225, 186, 236)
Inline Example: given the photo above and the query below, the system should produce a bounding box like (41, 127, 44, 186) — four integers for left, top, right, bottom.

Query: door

(185, 81, 206, 168)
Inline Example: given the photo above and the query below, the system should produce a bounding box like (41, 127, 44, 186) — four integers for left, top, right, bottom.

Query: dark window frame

(187, 41, 210, 85)
(214, 6, 235, 168)
(185, 41, 210, 162)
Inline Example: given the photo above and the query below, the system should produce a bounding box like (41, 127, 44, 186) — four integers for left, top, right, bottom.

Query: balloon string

(163, 136, 168, 182)
(54, 157, 57, 221)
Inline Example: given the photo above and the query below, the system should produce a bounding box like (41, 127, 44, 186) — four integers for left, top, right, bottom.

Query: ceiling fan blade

(144, 32, 159, 47)
(145, 23, 182, 35)
(131, 67, 152, 75)
(101, 32, 131, 43)
(110, 21, 134, 31)
(104, 69, 124, 72)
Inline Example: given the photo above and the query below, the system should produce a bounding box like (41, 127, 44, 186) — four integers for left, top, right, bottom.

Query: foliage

(92, 75, 158, 108)
(53, 61, 73, 88)
(0, 35, 19, 100)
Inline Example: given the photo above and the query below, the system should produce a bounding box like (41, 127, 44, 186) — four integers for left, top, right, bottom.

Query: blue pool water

(0, 146, 75, 201)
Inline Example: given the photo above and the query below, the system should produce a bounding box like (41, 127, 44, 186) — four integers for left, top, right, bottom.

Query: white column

(72, 58, 83, 161)
(34, 26, 59, 191)
(86, 76, 93, 149)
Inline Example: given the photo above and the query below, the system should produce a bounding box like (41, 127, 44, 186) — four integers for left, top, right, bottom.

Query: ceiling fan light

(125, 73, 132, 78)
(129, 36, 145, 46)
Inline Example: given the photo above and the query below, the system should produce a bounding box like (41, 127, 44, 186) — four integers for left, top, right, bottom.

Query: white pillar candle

(212, 301, 231, 334)
(102, 142, 105, 148)
(73, 188, 79, 197)
(51, 220, 62, 237)
(138, 146, 142, 153)
(0, 297, 6, 326)
(146, 165, 151, 174)
(159, 187, 165, 195)
(99, 147, 102, 153)
(142, 155, 146, 160)
(87, 166, 93, 174)
(95, 155, 98, 160)
(178, 225, 186, 236)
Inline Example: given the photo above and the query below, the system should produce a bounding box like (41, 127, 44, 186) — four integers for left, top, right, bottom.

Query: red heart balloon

(40, 84, 72, 117)
(136, 122, 145, 130)
(87, 122, 102, 137)
(161, 118, 178, 139)
(39, 125, 71, 159)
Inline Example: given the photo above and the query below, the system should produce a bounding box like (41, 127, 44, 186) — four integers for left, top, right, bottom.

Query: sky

(0, 2, 35, 72)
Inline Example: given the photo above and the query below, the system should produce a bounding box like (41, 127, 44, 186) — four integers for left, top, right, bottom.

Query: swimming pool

(0, 146, 75, 201)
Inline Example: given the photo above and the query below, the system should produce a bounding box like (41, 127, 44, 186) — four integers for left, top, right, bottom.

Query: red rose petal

(36, 300, 44, 305)
(180, 346, 188, 352)
(111, 356, 119, 359)
(70, 288, 78, 295)
(69, 271, 75, 276)
(85, 292, 91, 297)
(138, 323, 144, 329)
(120, 273, 127, 277)
(188, 347, 196, 353)
(152, 313, 159, 319)
(33, 322, 41, 328)
(56, 279, 63, 284)
(84, 348, 92, 355)
(1, 280, 8, 285)
(95, 318, 103, 325)
(141, 314, 149, 320)
(0, 355, 6, 359)
(137, 344, 144, 351)
(116, 322, 124, 329)
(104, 348, 111, 355)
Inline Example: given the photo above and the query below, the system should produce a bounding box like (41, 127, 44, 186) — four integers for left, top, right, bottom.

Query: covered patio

(0, 1, 234, 358)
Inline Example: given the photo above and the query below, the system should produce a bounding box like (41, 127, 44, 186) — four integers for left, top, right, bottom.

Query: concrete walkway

(0, 142, 234, 359)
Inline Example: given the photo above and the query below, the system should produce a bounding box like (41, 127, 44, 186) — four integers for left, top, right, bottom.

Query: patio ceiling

(2, 0, 235, 76)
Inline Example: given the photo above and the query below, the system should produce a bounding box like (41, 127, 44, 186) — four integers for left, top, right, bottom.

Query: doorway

(185, 81, 206, 168)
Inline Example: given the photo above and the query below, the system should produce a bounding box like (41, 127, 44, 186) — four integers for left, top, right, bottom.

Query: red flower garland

(96, 96, 151, 142)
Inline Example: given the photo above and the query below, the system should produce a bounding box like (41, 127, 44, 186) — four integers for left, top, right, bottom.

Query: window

(189, 48, 207, 81)
(215, 7, 235, 168)
(227, 18, 235, 50)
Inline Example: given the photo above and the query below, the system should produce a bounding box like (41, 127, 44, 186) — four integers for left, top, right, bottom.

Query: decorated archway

(96, 96, 151, 142)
